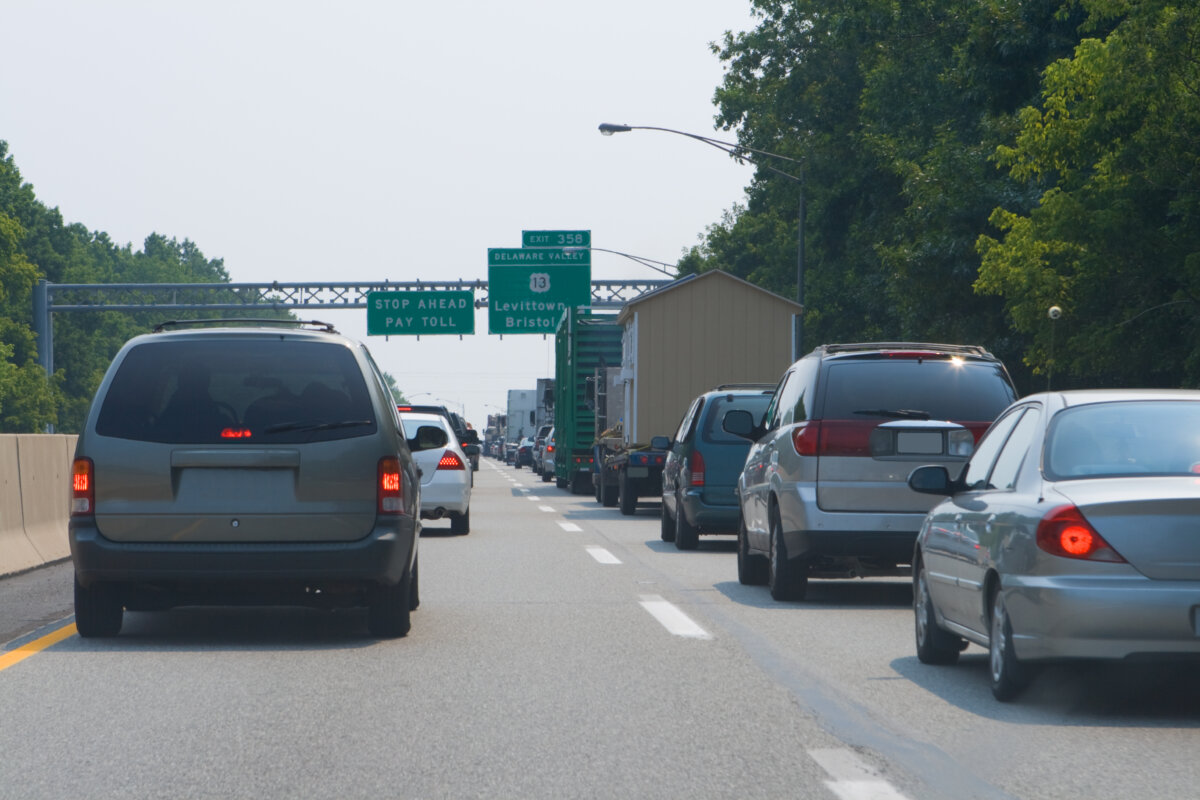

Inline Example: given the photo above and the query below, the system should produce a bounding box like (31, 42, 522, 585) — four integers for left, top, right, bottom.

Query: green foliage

(0, 140, 240, 432)
(978, 0, 1200, 385)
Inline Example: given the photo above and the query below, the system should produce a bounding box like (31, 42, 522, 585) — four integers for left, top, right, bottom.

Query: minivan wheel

(74, 574, 123, 638)
(450, 508, 470, 535)
(618, 470, 637, 516)
(367, 566, 413, 638)
(674, 498, 699, 550)
(409, 557, 420, 611)
(914, 561, 961, 665)
(989, 587, 1031, 701)
(660, 504, 676, 542)
(767, 507, 807, 601)
(737, 516, 768, 586)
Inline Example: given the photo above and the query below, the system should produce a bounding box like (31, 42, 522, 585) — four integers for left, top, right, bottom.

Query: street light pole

(599, 122, 807, 357)
(562, 246, 677, 277)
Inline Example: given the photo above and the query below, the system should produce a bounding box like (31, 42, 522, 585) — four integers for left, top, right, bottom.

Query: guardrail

(1, 435, 76, 577)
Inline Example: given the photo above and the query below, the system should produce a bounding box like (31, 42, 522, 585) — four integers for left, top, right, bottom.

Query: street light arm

(563, 246, 676, 277)
(598, 123, 805, 182)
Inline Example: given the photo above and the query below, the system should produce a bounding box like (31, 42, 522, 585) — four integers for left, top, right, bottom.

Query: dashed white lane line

(526, 495, 541, 501)
(638, 595, 711, 640)
(557, 521, 582, 532)
(538, 505, 555, 513)
(585, 546, 621, 565)
(809, 749, 910, 800)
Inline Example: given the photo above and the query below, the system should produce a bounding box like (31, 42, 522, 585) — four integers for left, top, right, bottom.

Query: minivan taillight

(688, 450, 706, 486)
(378, 457, 404, 514)
(72, 458, 94, 516)
(792, 420, 878, 457)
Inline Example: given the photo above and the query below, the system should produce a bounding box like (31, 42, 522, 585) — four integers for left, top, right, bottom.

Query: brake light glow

(546, 444, 554, 453)
(438, 451, 466, 470)
(688, 450, 706, 486)
(72, 458, 94, 516)
(1035, 505, 1125, 562)
(378, 457, 404, 514)
(221, 427, 252, 439)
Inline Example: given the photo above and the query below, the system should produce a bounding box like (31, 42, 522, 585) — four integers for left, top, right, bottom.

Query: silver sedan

(908, 389, 1200, 700)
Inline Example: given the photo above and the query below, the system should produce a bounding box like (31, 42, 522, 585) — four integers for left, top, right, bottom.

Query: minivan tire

(660, 505, 676, 542)
(367, 565, 414, 638)
(768, 506, 807, 601)
(674, 500, 699, 550)
(74, 574, 123, 637)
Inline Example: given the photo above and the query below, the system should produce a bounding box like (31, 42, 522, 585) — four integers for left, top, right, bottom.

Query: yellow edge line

(0, 623, 78, 673)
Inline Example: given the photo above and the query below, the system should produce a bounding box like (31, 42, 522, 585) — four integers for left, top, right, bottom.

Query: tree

(977, 0, 1200, 386)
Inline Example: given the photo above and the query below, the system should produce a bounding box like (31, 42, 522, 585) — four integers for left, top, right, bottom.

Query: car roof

(1029, 389, 1200, 407)
(813, 342, 998, 361)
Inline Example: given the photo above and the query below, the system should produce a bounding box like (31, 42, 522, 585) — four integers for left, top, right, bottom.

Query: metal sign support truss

(32, 278, 670, 374)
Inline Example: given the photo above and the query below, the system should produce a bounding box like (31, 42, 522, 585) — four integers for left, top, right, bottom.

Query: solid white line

(809, 749, 910, 800)
(526, 495, 541, 501)
(557, 522, 582, 532)
(638, 595, 711, 639)
(538, 505, 555, 513)
(585, 546, 621, 565)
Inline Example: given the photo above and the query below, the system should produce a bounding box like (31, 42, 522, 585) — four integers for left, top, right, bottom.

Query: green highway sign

(487, 263, 591, 335)
(487, 247, 590, 267)
(522, 230, 591, 248)
(366, 290, 475, 336)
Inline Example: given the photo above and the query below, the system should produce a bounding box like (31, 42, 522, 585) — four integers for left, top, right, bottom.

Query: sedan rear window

(1046, 400, 1200, 479)
(821, 360, 1015, 422)
(96, 339, 377, 444)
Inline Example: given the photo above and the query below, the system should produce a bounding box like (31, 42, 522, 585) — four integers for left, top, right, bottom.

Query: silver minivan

(724, 342, 1017, 601)
(69, 320, 448, 638)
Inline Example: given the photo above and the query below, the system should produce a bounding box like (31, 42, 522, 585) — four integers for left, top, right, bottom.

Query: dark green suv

(69, 319, 448, 638)
(661, 385, 775, 550)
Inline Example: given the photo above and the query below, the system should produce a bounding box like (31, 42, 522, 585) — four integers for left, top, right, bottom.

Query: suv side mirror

(907, 465, 961, 495)
(650, 435, 671, 450)
(722, 409, 760, 440)
(462, 429, 480, 444)
(410, 424, 449, 452)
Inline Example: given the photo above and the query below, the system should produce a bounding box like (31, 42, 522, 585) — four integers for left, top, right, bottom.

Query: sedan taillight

(378, 457, 404, 514)
(72, 458, 94, 516)
(1035, 505, 1125, 562)
(438, 451, 466, 470)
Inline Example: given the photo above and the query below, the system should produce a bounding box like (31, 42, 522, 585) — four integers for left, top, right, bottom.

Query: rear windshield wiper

(264, 419, 373, 433)
(852, 409, 931, 420)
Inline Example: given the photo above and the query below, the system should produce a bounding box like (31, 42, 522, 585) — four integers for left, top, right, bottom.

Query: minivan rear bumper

(777, 483, 925, 564)
(69, 518, 417, 588)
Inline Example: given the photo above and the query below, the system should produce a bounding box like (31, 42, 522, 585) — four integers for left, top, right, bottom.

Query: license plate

(896, 432, 943, 455)
(627, 466, 649, 478)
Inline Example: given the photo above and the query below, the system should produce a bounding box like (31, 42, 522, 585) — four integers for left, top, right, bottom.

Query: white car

(398, 411, 473, 534)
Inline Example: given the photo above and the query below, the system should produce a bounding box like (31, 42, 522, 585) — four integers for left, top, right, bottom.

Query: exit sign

(366, 290, 475, 336)
(522, 230, 591, 248)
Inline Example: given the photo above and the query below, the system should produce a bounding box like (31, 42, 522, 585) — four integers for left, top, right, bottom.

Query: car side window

(766, 372, 793, 430)
(961, 408, 1026, 490)
(674, 398, 703, 444)
(987, 406, 1042, 490)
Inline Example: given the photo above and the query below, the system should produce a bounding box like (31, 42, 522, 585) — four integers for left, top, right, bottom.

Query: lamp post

(598, 122, 806, 357)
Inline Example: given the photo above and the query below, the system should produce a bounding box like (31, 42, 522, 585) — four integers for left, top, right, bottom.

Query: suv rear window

(96, 339, 378, 444)
(821, 360, 1015, 421)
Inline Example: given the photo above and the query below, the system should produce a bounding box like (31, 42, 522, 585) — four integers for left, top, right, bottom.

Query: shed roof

(615, 269, 802, 325)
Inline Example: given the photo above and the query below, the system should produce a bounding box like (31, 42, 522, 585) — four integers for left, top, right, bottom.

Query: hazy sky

(2, 1, 760, 430)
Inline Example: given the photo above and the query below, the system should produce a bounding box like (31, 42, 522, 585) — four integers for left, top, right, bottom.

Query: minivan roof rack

(714, 383, 777, 390)
(818, 342, 990, 357)
(152, 319, 338, 334)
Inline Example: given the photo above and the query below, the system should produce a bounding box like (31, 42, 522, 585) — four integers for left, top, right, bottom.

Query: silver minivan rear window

(95, 339, 378, 444)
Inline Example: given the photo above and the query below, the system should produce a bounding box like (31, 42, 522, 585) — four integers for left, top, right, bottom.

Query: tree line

(681, 0, 1198, 394)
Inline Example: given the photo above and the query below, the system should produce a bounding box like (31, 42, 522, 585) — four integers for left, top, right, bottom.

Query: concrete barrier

(0, 435, 77, 577)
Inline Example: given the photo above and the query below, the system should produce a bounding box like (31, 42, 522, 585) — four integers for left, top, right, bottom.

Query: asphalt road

(3, 460, 1199, 799)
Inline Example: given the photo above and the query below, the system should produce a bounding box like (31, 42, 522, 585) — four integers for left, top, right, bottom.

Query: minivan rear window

(702, 394, 773, 443)
(820, 360, 1015, 421)
(96, 339, 377, 444)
